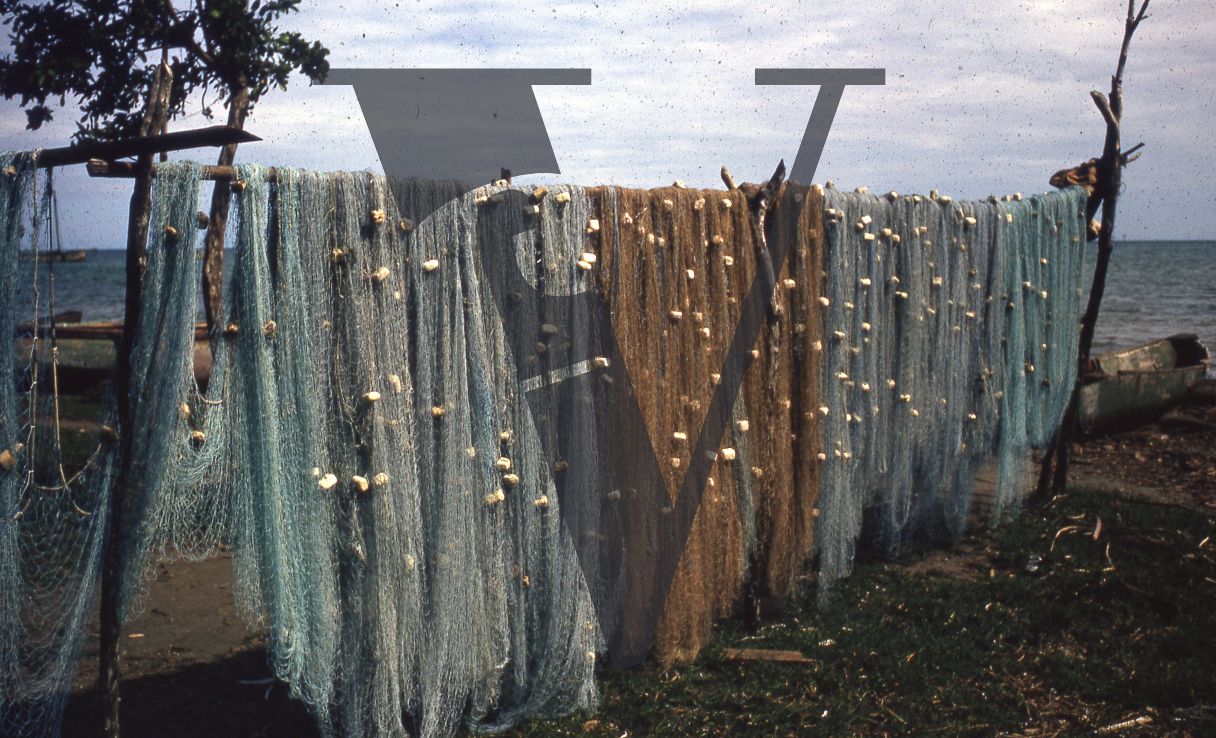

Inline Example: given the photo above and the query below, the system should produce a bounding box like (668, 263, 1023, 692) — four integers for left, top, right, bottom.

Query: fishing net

(588, 185, 824, 664)
(814, 187, 1087, 586)
(0, 153, 116, 738)
(0, 155, 1089, 737)
(122, 166, 603, 737)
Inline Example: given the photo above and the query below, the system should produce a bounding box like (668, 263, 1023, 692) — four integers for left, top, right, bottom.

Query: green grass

(35, 388, 1216, 736)
(506, 489, 1216, 737)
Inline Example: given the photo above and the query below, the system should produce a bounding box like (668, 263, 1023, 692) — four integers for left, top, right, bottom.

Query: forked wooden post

(82, 75, 262, 738)
(1036, 0, 1153, 500)
(95, 60, 174, 738)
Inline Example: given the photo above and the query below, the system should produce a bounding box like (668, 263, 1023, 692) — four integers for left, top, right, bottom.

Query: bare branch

(1134, 0, 1151, 25)
(1038, 0, 1151, 499)
(1091, 91, 1118, 128)
(185, 36, 217, 68)
(766, 159, 787, 193)
(1112, 0, 1151, 113)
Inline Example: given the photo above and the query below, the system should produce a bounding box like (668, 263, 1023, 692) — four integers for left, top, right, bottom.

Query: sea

(13, 241, 1216, 375)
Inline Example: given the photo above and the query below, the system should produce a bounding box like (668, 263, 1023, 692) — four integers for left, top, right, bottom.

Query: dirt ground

(1069, 399, 1216, 511)
(63, 556, 320, 738)
(59, 383, 1216, 738)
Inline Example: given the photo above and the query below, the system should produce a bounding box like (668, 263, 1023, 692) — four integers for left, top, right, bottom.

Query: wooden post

(97, 60, 173, 738)
(1036, 0, 1152, 500)
(202, 82, 250, 342)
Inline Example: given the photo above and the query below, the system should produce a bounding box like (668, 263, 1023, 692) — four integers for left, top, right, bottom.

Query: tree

(1, 0, 329, 332)
(0, 0, 328, 142)
(0, 5, 327, 736)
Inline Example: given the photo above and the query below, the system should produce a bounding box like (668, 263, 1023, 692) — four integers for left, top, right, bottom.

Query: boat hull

(1077, 334, 1211, 436)
(19, 249, 89, 262)
(15, 322, 213, 394)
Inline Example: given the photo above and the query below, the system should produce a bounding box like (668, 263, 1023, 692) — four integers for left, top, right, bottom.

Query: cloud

(1, 0, 1213, 247)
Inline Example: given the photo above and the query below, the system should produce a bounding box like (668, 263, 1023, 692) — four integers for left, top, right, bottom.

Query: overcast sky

(2, 0, 1213, 247)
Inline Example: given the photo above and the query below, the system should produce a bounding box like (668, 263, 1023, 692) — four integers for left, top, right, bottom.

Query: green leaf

(0, 0, 330, 144)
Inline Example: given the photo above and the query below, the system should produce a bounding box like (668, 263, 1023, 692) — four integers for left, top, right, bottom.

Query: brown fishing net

(585, 184, 825, 664)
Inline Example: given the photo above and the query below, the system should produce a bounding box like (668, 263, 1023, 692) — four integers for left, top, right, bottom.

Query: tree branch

(184, 36, 217, 68)
(1112, 0, 1151, 119)
(201, 82, 250, 344)
(1133, 0, 1151, 25)
(1037, 0, 1151, 499)
(1091, 90, 1118, 129)
(721, 165, 738, 191)
(100, 61, 174, 738)
(744, 160, 787, 322)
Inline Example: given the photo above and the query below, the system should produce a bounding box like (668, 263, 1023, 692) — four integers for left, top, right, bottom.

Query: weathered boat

(19, 248, 89, 262)
(16, 321, 213, 394)
(1077, 333, 1211, 435)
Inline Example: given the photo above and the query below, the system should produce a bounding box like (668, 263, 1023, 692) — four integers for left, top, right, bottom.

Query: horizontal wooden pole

(36, 126, 260, 169)
(15, 321, 210, 341)
(87, 158, 275, 182)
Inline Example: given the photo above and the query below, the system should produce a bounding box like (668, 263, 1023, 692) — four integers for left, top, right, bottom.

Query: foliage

(0, 0, 328, 142)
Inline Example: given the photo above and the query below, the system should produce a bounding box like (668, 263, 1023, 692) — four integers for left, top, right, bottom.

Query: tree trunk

(98, 61, 173, 738)
(202, 84, 250, 338)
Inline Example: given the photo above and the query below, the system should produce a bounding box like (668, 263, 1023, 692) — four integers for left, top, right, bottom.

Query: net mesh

(0, 157, 1089, 737)
(589, 185, 825, 664)
(814, 187, 1087, 586)
(126, 167, 604, 736)
(0, 153, 116, 738)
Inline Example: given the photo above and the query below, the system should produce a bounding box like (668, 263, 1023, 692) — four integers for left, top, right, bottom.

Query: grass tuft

(508, 489, 1216, 737)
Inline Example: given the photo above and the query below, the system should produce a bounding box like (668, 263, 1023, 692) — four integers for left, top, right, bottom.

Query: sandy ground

(58, 386, 1216, 738)
(64, 555, 319, 738)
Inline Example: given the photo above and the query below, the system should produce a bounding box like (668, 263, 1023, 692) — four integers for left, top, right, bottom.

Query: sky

(1, 0, 1214, 247)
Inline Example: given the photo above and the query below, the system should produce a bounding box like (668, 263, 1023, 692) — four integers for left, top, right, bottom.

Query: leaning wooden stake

(201, 82, 251, 345)
(97, 60, 174, 738)
(1036, 0, 1152, 500)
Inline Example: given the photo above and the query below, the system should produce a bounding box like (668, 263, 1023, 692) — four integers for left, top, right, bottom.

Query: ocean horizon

(15, 240, 1216, 373)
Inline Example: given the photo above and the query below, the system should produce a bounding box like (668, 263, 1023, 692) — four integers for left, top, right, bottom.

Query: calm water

(15, 242, 1216, 372)
(1084, 241, 1216, 366)
(16, 249, 234, 324)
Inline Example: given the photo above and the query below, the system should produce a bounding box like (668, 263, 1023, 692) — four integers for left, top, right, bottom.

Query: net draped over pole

(814, 189, 1087, 586)
(1, 152, 118, 738)
(0, 159, 1087, 738)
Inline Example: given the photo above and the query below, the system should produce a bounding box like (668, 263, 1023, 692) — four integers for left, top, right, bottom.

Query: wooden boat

(15, 310, 83, 332)
(19, 248, 89, 263)
(1077, 334, 1211, 436)
(15, 321, 213, 394)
